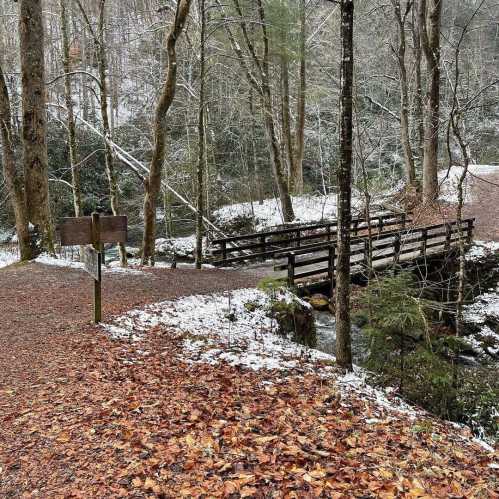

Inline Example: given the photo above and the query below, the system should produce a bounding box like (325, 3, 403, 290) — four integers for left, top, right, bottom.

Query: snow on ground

(464, 285, 499, 326)
(213, 193, 367, 232)
(155, 235, 208, 258)
(439, 164, 499, 204)
(36, 253, 146, 275)
(0, 247, 18, 269)
(104, 288, 328, 370)
(103, 287, 422, 417)
(463, 241, 499, 356)
(466, 240, 499, 261)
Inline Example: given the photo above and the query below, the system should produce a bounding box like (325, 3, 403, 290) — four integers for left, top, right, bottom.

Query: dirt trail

(0, 262, 259, 389)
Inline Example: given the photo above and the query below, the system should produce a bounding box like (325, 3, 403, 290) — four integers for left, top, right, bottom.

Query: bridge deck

(272, 234, 454, 284)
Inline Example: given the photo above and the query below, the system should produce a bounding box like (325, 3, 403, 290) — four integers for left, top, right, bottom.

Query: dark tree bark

(76, 0, 127, 266)
(419, 0, 442, 202)
(142, 0, 192, 265)
(335, 0, 354, 371)
(0, 64, 32, 261)
(256, 0, 294, 222)
(289, 0, 306, 195)
(392, 0, 416, 185)
(19, 0, 55, 253)
(60, 0, 82, 218)
(219, 0, 295, 222)
(411, 2, 425, 169)
(195, 0, 206, 269)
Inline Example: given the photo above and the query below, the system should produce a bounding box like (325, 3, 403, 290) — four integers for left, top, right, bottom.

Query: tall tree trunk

(289, 0, 306, 195)
(411, 2, 425, 169)
(96, 0, 127, 266)
(60, 0, 82, 218)
(221, 0, 294, 222)
(76, 0, 127, 265)
(335, 0, 354, 371)
(392, 0, 416, 185)
(142, 0, 192, 265)
(0, 63, 32, 261)
(419, 0, 442, 203)
(19, 0, 55, 253)
(195, 0, 206, 269)
(248, 89, 263, 205)
(256, 0, 295, 222)
(281, 51, 294, 183)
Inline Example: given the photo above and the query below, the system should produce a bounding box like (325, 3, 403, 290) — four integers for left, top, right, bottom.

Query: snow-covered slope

(439, 164, 499, 203)
(213, 193, 367, 232)
(0, 248, 17, 269)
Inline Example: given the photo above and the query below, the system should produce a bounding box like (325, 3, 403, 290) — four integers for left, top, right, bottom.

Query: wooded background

(0, 0, 497, 241)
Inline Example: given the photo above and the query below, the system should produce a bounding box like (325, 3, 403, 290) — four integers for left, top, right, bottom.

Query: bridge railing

(211, 212, 410, 266)
(274, 218, 475, 288)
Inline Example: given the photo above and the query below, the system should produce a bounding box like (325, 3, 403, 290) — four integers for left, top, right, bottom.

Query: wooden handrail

(211, 212, 410, 244)
(280, 218, 475, 287)
(212, 212, 412, 265)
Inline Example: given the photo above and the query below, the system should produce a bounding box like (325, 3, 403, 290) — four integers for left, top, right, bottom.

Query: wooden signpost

(59, 213, 127, 323)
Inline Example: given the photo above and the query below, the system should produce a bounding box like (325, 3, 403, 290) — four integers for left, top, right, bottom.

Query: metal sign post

(58, 212, 127, 324)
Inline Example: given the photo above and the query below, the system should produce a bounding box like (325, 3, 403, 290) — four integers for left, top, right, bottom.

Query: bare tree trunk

(195, 0, 206, 269)
(96, 1, 126, 265)
(411, 2, 425, 169)
(248, 89, 263, 204)
(289, 0, 306, 195)
(392, 0, 416, 185)
(76, 0, 127, 265)
(19, 0, 55, 253)
(335, 0, 354, 371)
(256, 0, 294, 222)
(0, 63, 32, 261)
(60, 0, 82, 218)
(142, 0, 192, 265)
(419, 0, 442, 203)
(280, 51, 294, 182)
(220, 0, 294, 222)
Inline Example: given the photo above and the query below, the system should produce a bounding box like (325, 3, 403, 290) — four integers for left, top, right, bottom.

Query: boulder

(271, 297, 316, 348)
(308, 294, 330, 311)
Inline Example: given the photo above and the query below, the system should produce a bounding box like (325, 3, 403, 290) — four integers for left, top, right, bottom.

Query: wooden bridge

(211, 215, 475, 292)
(274, 218, 474, 289)
(211, 212, 410, 266)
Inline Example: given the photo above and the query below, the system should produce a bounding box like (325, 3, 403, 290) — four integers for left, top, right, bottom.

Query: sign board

(60, 215, 127, 246)
(60, 217, 92, 246)
(82, 245, 101, 281)
(58, 213, 128, 324)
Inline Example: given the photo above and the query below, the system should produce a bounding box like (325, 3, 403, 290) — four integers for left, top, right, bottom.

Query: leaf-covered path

(0, 263, 497, 497)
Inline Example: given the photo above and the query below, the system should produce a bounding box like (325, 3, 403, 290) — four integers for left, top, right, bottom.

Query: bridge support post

(394, 234, 401, 264)
(221, 241, 227, 263)
(378, 216, 384, 235)
(287, 252, 296, 288)
(466, 219, 474, 244)
(328, 245, 336, 296)
(445, 224, 452, 251)
(259, 235, 266, 257)
(421, 229, 428, 258)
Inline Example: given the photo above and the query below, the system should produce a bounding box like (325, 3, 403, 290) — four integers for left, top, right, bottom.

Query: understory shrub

(359, 271, 499, 441)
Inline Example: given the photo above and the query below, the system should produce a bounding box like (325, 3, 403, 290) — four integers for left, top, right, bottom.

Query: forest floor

(0, 262, 498, 497)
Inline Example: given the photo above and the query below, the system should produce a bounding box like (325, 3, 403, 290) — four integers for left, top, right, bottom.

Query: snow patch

(439, 165, 499, 204)
(36, 253, 146, 275)
(0, 247, 18, 269)
(466, 240, 499, 261)
(213, 193, 366, 232)
(102, 288, 423, 418)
